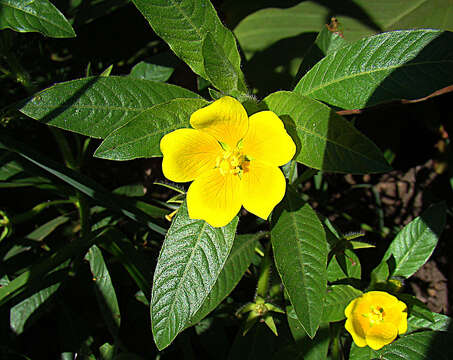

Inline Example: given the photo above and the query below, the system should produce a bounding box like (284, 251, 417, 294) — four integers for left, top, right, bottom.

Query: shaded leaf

(271, 186, 328, 337)
(295, 22, 347, 81)
(190, 232, 264, 325)
(349, 342, 379, 360)
(0, 133, 166, 235)
(202, 33, 246, 93)
(150, 202, 238, 350)
(19, 76, 201, 139)
(131, 0, 242, 81)
(263, 91, 391, 174)
(327, 250, 361, 282)
(86, 245, 121, 339)
(10, 282, 61, 334)
(0, 0, 75, 38)
(282, 309, 330, 360)
(294, 30, 453, 109)
(94, 98, 208, 160)
(129, 61, 174, 82)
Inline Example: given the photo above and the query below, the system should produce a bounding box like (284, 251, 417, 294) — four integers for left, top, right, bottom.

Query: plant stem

(256, 241, 272, 298)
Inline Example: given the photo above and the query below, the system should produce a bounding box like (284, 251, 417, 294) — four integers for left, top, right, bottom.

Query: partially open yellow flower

(345, 291, 408, 350)
(160, 96, 296, 227)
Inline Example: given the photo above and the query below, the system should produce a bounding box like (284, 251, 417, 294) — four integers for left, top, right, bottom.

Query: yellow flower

(345, 291, 408, 350)
(160, 96, 296, 227)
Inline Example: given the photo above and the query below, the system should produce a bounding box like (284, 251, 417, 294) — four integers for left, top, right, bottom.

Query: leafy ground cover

(1, 1, 453, 359)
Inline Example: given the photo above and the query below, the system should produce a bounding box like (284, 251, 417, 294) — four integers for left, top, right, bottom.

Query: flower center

(216, 148, 250, 176)
(363, 306, 385, 326)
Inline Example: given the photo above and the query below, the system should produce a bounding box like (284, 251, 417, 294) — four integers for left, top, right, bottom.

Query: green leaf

(129, 61, 174, 82)
(10, 282, 61, 334)
(25, 215, 69, 241)
(322, 285, 362, 322)
(407, 313, 452, 333)
(99, 229, 153, 298)
(295, 23, 347, 82)
(271, 186, 328, 338)
(131, 0, 242, 82)
(327, 250, 361, 282)
(281, 309, 330, 360)
(234, 1, 331, 52)
(379, 331, 453, 360)
(0, 0, 75, 38)
(94, 98, 208, 160)
(19, 76, 201, 139)
(234, 1, 453, 52)
(0, 229, 102, 307)
(189, 232, 264, 325)
(150, 202, 238, 350)
(294, 30, 453, 109)
(381, 202, 446, 278)
(349, 342, 379, 360)
(0, 134, 166, 235)
(86, 245, 121, 340)
(263, 91, 391, 174)
(202, 33, 246, 93)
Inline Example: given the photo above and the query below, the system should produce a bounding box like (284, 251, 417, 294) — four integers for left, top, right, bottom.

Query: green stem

(330, 322, 344, 360)
(256, 241, 272, 298)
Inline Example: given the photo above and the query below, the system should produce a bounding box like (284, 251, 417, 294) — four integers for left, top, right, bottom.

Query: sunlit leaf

(94, 98, 208, 160)
(0, 0, 75, 37)
(295, 30, 453, 109)
(271, 186, 328, 338)
(263, 91, 391, 174)
(151, 202, 238, 350)
(19, 76, 201, 139)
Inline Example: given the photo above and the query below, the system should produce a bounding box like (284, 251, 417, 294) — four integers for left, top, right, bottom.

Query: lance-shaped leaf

(380, 202, 446, 278)
(189, 232, 263, 325)
(150, 202, 238, 350)
(131, 0, 243, 82)
(322, 285, 362, 322)
(86, 245, 121, 340)
(10, 281, 62, 334)
(202, 33, 247, 93)
(263, 91, 390, 174)
(0, 0, 75, 38)
(94, 98, 208, 161)
(379, 331, 453, 360)
(19, 76, 201, 139)
(294, 30, 453, 109)
(271, 186, 328, 338)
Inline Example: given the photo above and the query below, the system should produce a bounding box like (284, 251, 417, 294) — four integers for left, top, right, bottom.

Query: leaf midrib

(301, 59, 453, 96)
(276, 92, 385, 166)
(161, 221, 209, 343)
(392, 222, 432, 275)
(0, 0, 72, 33)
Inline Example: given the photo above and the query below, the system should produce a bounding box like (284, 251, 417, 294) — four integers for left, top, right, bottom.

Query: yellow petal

(240, 160, 286, 220)
(365, 322, 398, 350)
(186, 168, 242, 227)
(384, 300, 407, 335)
(160, 128, 222, 182)
(345, 298, 359, 318)
(345, 317, 367, 348)
(242, 111, 296, 166)
(190, 96, 248, 148)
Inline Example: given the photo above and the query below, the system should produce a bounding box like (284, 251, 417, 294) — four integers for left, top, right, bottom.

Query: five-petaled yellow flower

(345, 291, 408, 350)
(160, 96, 296, 227)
